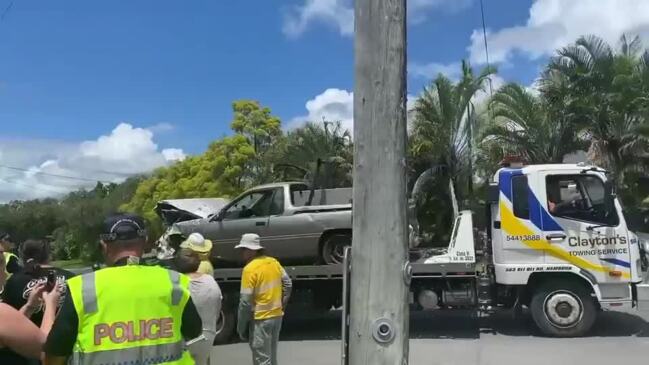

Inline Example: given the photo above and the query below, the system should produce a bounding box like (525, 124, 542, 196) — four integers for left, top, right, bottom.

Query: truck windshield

(546, 175, 618, 225)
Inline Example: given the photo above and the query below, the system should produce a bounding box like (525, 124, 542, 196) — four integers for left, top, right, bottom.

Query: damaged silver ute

(157, 182, 353, 266)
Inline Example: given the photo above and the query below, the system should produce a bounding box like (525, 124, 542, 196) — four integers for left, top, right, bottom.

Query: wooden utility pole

(350, 0, 409, 364)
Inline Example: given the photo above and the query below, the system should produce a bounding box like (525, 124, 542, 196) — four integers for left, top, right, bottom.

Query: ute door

(206, 189, 275, 264)
(262, 185, 325, 264)
(540, 172, 631, 283)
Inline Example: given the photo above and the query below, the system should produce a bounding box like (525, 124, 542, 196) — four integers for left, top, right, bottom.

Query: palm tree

(410, 60, 496, 202)
(408, 61, 495, 243)
(541, 35, 649, 182)
(481, 83, 586, 164)
(272, 121, 353, 187)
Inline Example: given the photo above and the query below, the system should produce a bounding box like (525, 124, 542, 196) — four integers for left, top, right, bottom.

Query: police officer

(236, 233, 292, 365)
(44, 213, 203, 365)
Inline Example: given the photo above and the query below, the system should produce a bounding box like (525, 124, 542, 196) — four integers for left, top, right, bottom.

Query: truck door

(540, 172, 631, 282)
(497, 170, 545, 264)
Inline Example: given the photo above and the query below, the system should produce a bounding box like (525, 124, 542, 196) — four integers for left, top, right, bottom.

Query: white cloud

(162, 148, 186, 162)
(283, 0, 471, 38)
(289, 88, 354, 132)
(147, 122, 175, 133)
(290, 88, 418, 134)
(282, 0, 354, 38)
(468, 0, 649, 64)
(0, 123, 185, 202)
(472, 74, 506, 107)
(409, 61, 461, 80)
(525, 78, 541, 97)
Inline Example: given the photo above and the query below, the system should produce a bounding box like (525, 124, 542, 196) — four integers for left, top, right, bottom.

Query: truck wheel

(213, 304, 237, 345)
(530, 282, 596, 337)
(321, 233, 351, 264)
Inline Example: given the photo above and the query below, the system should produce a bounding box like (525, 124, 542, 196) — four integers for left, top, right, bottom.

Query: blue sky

(2, 0, 648, 201)
(1, 0, 532, 153)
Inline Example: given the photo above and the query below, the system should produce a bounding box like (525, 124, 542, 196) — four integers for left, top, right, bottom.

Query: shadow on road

(280, 309, 649, 341)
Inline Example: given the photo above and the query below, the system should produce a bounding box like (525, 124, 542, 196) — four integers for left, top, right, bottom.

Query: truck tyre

(321, 233, 351, 264)
(530, 281, 596, 337)
(213, 302, 237, 345)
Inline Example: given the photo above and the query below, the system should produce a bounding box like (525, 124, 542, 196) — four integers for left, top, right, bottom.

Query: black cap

(100, 213, 147, 243)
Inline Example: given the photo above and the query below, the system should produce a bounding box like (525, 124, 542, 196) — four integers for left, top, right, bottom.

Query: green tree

(481, 83, 586, 164)
(52, 178, 143, 262)
(0, 177, 143, 263)
(0, 198, 64, 245)
(542, 35, 649, 181)
(123, 134, 256, 233)
(272, 121, 353, 187)
(230, 100, 281, 154)
(409, 61, 495, 242)
(410, 61, 495, 202)
(229, 100, 282, 184)
(123, 100, 282, 235)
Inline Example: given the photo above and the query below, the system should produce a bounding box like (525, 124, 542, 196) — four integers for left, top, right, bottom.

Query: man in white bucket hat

(180, 232, 214, 276)
(236, 233, 292, 365)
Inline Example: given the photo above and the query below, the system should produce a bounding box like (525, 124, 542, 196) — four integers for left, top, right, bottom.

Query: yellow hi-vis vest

(241, 256, 284, 320)
(3, 252, 18, 279)
(67, 265, 194, 365)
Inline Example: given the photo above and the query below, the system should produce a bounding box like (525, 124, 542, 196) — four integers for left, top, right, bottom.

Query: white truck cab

(489, 163, 649, 335)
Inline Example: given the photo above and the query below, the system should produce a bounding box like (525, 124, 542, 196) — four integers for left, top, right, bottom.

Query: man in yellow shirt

(236, 233, 292, 365)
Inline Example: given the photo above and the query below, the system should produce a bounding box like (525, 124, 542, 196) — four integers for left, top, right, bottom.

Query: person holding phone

(0, 248, 61, 365)
(1, 239, 74, 326)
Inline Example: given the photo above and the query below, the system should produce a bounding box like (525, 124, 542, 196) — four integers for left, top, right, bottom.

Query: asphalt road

(211, 309, 649, 365)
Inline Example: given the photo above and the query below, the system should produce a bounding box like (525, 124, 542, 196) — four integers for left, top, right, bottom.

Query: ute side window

(512, 175, 530, 219)
(222, 190, 275, 220)
(546, 175, 618, 225)
(290, 184, 310, 206)
(269, 188, 285, 215)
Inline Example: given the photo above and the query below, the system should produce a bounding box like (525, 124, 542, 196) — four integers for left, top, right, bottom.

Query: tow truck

(158, 163, 649, 343)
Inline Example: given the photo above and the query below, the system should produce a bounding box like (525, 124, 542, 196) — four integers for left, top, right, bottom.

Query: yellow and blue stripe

(498, 169, 630, 279)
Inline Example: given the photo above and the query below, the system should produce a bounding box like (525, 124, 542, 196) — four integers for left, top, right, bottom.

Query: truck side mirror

(486, 183, 499, 204)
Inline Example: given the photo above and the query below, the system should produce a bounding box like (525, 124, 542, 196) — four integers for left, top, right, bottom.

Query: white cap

(234, 233, 264, 251)
(180, 232, 213, 253)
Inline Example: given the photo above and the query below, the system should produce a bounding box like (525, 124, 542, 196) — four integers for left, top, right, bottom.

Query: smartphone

(45, 271, 56, 292)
